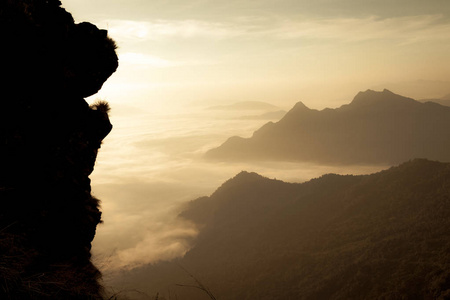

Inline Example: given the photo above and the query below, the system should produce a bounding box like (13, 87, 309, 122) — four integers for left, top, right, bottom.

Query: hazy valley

(109, 159, 450, 299)
(92, 94, 385, 272)
(96, 89, 450, 299)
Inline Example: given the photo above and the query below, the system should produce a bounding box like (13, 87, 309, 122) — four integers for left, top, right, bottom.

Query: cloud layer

(108, 14, 450, 44)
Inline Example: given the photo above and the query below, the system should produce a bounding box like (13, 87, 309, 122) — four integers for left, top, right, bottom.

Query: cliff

(0, 1, 118, 299)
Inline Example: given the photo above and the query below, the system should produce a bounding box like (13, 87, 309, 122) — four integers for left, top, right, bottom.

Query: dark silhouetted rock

(0, 0, 117, 299)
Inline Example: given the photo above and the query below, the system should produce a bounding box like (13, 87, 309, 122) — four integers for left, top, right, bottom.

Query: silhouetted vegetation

(206, 89, 450, 165)
(0, 0, 117, 298)
(175, 264, 217, 300)
(116, 159, 450, 299)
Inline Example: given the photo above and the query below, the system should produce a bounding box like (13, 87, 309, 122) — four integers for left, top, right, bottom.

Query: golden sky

(63, 0, 450, 109)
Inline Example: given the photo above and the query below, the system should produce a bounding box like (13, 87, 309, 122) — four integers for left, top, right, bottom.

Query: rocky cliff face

(0, 1, 118, 299)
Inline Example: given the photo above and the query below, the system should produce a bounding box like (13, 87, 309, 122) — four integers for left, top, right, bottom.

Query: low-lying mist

(90, 102, 387, 271)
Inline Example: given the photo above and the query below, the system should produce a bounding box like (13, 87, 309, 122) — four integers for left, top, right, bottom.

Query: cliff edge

(0, 1, 118, 299)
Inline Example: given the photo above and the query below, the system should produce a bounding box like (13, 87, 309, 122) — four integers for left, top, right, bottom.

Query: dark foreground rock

(0, 1, 118, 299)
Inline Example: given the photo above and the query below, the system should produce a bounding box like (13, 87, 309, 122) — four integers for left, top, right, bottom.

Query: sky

(63, 0, 450, 110)
(59, 0, 450, 274)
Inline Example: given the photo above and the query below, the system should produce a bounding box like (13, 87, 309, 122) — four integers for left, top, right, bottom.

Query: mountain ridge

(113, 159, 450, 299)
(205, 89, 450, 165)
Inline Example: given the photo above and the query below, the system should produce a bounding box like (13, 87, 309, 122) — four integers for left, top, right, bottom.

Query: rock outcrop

(0, 1, 118, 299)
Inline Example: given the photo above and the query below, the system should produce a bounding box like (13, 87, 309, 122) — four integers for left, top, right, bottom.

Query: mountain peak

(353, 89, 395, 100)
(350, 89, 416, 107)
(280, 101, 312, 121)
(232, 171, 266, 182)
(291, 101, 311, 111)
(228, 171, 269, 185)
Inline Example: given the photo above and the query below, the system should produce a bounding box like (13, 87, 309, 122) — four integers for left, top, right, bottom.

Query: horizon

(63, 0, 450, 111)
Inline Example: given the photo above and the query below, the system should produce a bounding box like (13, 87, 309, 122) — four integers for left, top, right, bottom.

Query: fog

(90, 102, 387, 271)
(60, 0, 450, 286)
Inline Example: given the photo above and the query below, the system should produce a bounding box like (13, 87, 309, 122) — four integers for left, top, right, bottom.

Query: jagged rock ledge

(0, 1, 118, 299)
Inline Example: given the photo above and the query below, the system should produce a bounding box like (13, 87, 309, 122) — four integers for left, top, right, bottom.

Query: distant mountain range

(371, 80, 450, 100)
(205, 89, 450, 165)
(420, 97, 450, 107)
(113, 159, 450, 299)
